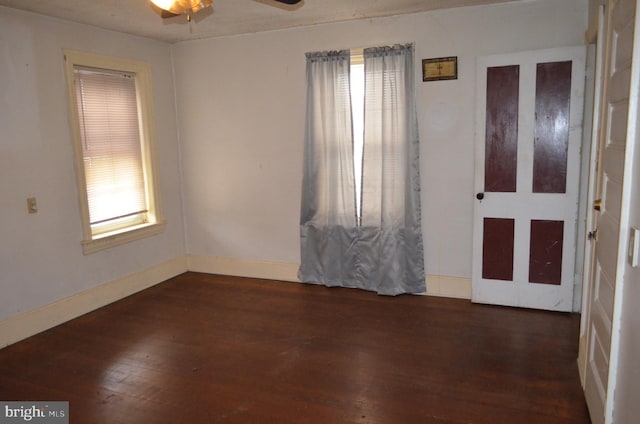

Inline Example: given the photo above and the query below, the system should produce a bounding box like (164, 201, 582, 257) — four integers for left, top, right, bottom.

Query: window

(299, 45, 425, 295)
(64, 50, 164, 254)
(350, 50, 365, 221)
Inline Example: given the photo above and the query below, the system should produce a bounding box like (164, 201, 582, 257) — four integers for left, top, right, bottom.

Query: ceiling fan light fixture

(149, 0, 179, 13)
(149, 0, 301, 23)
(149, 0, 212, 16)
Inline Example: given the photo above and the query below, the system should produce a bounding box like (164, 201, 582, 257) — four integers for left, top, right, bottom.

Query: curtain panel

(298, 50, 360, 286)
(298, 45, 425, 295)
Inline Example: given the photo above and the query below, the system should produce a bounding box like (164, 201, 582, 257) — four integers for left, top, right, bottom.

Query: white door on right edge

(582, 0, 637, 422)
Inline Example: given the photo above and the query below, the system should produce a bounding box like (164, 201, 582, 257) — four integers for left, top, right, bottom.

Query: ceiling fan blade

(272, 0, 303, 4)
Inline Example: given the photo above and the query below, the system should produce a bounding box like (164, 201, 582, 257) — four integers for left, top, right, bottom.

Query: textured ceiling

(0, 0, 517, 43)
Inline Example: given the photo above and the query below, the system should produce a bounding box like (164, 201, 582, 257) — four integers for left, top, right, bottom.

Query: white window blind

(74, 67, 147, 233)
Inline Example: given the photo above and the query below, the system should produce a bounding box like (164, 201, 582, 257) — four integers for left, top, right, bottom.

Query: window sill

(82, 221, 166, 255)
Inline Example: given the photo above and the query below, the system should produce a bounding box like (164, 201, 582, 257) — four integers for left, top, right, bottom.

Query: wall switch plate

(27, 197, 37, 214)
(629, 227, 640, 267)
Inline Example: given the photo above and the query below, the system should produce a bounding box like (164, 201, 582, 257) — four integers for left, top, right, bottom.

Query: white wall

(0, 7, 185, 323)
(174, 0, 587, 281)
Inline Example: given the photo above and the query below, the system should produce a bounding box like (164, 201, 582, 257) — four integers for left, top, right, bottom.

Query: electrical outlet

(27, 197, 38, 214)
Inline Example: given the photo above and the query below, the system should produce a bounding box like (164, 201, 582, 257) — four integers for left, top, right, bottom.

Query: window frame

(63, 50, 165, 254)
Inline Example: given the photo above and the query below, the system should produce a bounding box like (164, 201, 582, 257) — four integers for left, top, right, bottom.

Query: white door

(581, 0, 639, 422)
(578, 4, 606, 388)
(472, 47, 586, 311)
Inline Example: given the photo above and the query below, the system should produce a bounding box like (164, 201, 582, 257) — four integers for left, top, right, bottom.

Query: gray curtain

(299, 44, 425, 295)
(357, 44, 425, 295)
(298, 50, 359, 286)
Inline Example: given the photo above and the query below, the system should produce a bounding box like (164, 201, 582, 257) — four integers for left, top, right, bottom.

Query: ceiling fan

(149, 0, 303, 22)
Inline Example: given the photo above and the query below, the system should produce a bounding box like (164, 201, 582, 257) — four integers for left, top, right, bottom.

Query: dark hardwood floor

(0, 272, 590, 423)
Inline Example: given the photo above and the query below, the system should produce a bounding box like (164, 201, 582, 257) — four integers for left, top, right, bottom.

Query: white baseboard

(187, 254, 472, 299)
(0, 256, 187, 348)
(425, 274, 472, 299)
(187, 254, 300, 282)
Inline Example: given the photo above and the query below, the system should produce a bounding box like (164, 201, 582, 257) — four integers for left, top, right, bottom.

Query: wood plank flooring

(0, 272, 590, 423)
